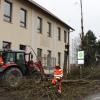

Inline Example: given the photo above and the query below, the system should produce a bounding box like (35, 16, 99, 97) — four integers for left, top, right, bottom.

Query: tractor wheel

(3, 67, 23, 87)
(32, 71, 42, 84)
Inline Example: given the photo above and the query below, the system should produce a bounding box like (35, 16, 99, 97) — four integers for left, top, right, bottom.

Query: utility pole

(80, 0, 84, 46)
(79, 0, 84, 78)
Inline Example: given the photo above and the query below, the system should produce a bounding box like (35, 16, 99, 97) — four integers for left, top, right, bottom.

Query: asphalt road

(85, 93, 100, 100)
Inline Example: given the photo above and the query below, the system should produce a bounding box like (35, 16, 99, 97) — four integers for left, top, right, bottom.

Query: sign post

(78, 51, 84, 64)
(78, 51, 84, 78)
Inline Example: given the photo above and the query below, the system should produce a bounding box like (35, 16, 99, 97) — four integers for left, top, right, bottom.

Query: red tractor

(0, 49, 46, 87)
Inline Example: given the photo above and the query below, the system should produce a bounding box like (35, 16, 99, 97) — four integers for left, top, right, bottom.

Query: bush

(67, 67, 80, 80)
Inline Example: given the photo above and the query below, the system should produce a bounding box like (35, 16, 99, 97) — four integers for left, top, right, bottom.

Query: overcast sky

(33, 0, 100, 40)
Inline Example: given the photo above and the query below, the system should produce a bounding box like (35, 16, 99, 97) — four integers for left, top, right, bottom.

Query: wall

(0, 0, 32, 50)
(0, 0, 70, 67)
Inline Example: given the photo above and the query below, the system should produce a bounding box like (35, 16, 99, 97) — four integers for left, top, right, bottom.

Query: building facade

(0, 0, 73, 72)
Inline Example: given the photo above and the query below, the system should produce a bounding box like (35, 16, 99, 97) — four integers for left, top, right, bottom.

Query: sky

(33, 0, 100, 40)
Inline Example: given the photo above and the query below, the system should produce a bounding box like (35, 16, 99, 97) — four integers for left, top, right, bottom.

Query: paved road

(85, 93, 100, 100)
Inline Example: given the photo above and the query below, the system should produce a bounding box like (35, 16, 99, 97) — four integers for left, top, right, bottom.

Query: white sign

(78, 59, 84, 64)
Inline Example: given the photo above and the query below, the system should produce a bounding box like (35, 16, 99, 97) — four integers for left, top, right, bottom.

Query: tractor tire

(32, 71, 42, 84)
(3, 67, 23, 87)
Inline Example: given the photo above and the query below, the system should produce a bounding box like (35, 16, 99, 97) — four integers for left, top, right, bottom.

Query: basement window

(19, 45, 26, 51)
(2, 41, 11, 50)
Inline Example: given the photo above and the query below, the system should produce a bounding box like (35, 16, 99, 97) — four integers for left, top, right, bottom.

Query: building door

(64, 51, 68, 75)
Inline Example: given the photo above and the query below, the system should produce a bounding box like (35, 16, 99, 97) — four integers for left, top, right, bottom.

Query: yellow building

(0, 0, 74, 73)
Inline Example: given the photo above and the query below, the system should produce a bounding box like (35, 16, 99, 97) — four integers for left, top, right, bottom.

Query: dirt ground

(0, 79, 100, 100)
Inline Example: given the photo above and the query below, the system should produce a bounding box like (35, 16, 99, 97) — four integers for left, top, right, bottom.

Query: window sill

(20, 25, 27, 29)
(48, 36, 52, 38)
(58, 40, 61, 41)
(38, 32, 42, 34)
(3, 19, 12, 24)
(47, 32, 52, 38)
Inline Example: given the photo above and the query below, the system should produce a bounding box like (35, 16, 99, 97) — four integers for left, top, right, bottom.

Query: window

(47, 50, 51, 58)
(58, 52, 61, 66)
(47, 22, 51, 37)
(47, 50, 52, 67)
(58, 27, 61, 41)
(64, 31, 67, 43)
(19, 45, 26, 51)
(16, 53, 25, 65)
(4, 0, 12, 22)
(2, 41, 11, 50)
(2, 52, 15, 64)
(20, 8, 27, 28)
(37, 17, 42, 33)
(37, 48, 42, 58)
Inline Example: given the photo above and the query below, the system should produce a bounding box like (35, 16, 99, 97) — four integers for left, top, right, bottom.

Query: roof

(27, 0, 74, 31)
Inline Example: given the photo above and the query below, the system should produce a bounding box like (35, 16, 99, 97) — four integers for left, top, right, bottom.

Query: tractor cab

(0, 50, 25, 64)
(0, 50, 31, 74)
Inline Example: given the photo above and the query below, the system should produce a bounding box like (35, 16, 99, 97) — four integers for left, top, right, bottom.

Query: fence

(40, 57, 56, 74)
